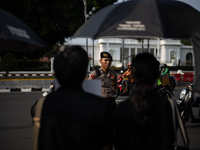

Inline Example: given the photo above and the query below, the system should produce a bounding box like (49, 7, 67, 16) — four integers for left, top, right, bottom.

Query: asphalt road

(0, 82, 200, 150)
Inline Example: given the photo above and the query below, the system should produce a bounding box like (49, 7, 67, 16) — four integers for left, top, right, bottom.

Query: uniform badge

(111, 74, 115, 79)
(103, 53, 108, 57)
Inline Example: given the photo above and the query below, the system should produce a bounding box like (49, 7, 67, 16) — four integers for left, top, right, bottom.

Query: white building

(64, 38, 194, 68)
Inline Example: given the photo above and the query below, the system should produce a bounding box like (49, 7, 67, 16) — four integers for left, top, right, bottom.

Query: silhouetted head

(54, 45, 89, 88)
(131, 53, 160, 87)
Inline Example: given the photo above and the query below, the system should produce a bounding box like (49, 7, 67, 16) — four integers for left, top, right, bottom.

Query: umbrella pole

(148, 38, 150, 53)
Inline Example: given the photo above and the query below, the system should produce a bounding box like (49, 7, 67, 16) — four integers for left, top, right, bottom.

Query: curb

(0, 88, 50, 93)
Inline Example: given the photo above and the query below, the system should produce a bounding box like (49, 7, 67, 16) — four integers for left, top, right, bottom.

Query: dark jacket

(38, 87, 113, 150)
(114, 93, 174, 150)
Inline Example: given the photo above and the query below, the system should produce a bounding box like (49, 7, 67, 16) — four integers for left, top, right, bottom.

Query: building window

(137, 48, 142, 54)
(186, 52, 193, 66)
(109, 50, 114, 60)
(170, 51, 176, 63)
(120, 48, 129, 62)
(150, 49, 154, 55)
(131, 48, 135, 60)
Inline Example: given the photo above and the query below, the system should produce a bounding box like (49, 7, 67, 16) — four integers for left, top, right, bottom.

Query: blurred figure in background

(121, 62, 134, 95)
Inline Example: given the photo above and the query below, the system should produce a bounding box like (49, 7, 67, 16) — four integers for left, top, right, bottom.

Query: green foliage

(181, 40, 192, 46)
(0, 0, 117, 47)
(0, 0, 117, 58)
(1, 52, 18, 74)
(111, 66, 121, 70)
(43, 45, 60, 58)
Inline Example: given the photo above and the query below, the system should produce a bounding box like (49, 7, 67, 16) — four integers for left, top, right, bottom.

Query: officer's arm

(89, 71, 96, 80)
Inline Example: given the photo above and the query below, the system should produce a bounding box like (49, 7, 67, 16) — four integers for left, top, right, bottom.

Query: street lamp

(83, 1, 96, 72)
(87, 7, 96, 70)
(83, 0, 90, 75)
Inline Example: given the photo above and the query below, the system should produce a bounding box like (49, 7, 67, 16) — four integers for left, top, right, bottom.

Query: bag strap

(168, 98, 189, 149)
(95, 68, 101, 78)
(32, 97, 46, 150)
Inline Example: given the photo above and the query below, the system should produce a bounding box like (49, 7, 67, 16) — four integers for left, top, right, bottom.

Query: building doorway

(186, 52, 193, 66)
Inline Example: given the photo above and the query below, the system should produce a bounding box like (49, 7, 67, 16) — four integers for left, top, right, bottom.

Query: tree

(181, 39, 192, 46)
(0, 0, 117, 58)
(1, 52, 18, 78)
(0, 0, 117, 46)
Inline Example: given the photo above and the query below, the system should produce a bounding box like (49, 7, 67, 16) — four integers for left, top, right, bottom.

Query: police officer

(89, 51, 117, 130)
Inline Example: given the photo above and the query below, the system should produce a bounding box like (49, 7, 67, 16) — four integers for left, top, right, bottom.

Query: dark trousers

(103, 97, 116, 131)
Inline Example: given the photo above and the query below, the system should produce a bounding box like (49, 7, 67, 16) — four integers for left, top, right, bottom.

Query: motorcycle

(116, 75, 134, 97)
(169, 75, 178, 90)
(156, 85, 174, 99)
(30, 80, 55, 118)
(176, 83, 200, 124)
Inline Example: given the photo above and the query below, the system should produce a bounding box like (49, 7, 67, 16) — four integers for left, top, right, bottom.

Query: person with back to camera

(38, 45, 113, 150)
(114, 53, 174, 150)
(121, 62, 134, 95)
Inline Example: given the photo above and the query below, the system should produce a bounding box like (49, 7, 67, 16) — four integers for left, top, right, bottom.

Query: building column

(135, 48, 138, 56)
(50, 57, 54, 73)
(157, 39, 160, 58)
(107, 38, 109, 52)
(129, 47, 131, 63)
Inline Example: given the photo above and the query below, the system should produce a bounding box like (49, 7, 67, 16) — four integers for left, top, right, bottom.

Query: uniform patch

(91, 75, 96, 79)
(110, 74, 115, 79)
(103, 53, 108, 57)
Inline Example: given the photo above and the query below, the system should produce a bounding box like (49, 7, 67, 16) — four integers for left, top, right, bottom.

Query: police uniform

(89, 52, 117, 131)
(89, 68, 117, 98)
(89, 52, 117, 99)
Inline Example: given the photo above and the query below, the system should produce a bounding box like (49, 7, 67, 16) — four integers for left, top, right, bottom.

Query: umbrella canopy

(73, 0, 200, 39)
(73, 0, 200, 95)
(0, 9, 46, 52)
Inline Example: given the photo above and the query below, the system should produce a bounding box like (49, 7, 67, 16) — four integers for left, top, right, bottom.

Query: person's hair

(53, 45, 89, 88)
(129, 53, 160, 142)
(131, 53, 160, 86)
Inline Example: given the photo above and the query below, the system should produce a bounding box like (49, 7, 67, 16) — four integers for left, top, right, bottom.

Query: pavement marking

(21, 89, 32, 92)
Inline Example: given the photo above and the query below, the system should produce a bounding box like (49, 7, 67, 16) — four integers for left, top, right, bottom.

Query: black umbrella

(0, 9, 46, 52)
(73, 0, 200, 95)
(73, 0, 200, 39)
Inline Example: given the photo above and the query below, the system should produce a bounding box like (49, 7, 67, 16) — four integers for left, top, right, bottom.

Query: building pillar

(129, 47, 131, 63)
(50, 57, 54, 73)
(107, 38, 109, 51)
(157, 39, 161, 61)
(135, 48, 138, 56)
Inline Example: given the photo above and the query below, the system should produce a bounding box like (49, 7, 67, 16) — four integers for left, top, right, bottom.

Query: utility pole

(121, 0, 125, 73)
(83, 0, 89, 75)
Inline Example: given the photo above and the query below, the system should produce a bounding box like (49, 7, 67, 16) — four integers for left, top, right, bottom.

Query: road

(0, 83, 200, 150)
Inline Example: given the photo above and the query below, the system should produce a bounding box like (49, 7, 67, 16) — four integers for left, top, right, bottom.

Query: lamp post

(83, 0, 89, 76)
(83, 1, 96, 74)
(88, 7, 96, 70)
(121, 0, 125, 73)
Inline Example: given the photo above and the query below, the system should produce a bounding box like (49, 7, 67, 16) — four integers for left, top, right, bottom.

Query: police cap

(100, 52, 113, 61)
